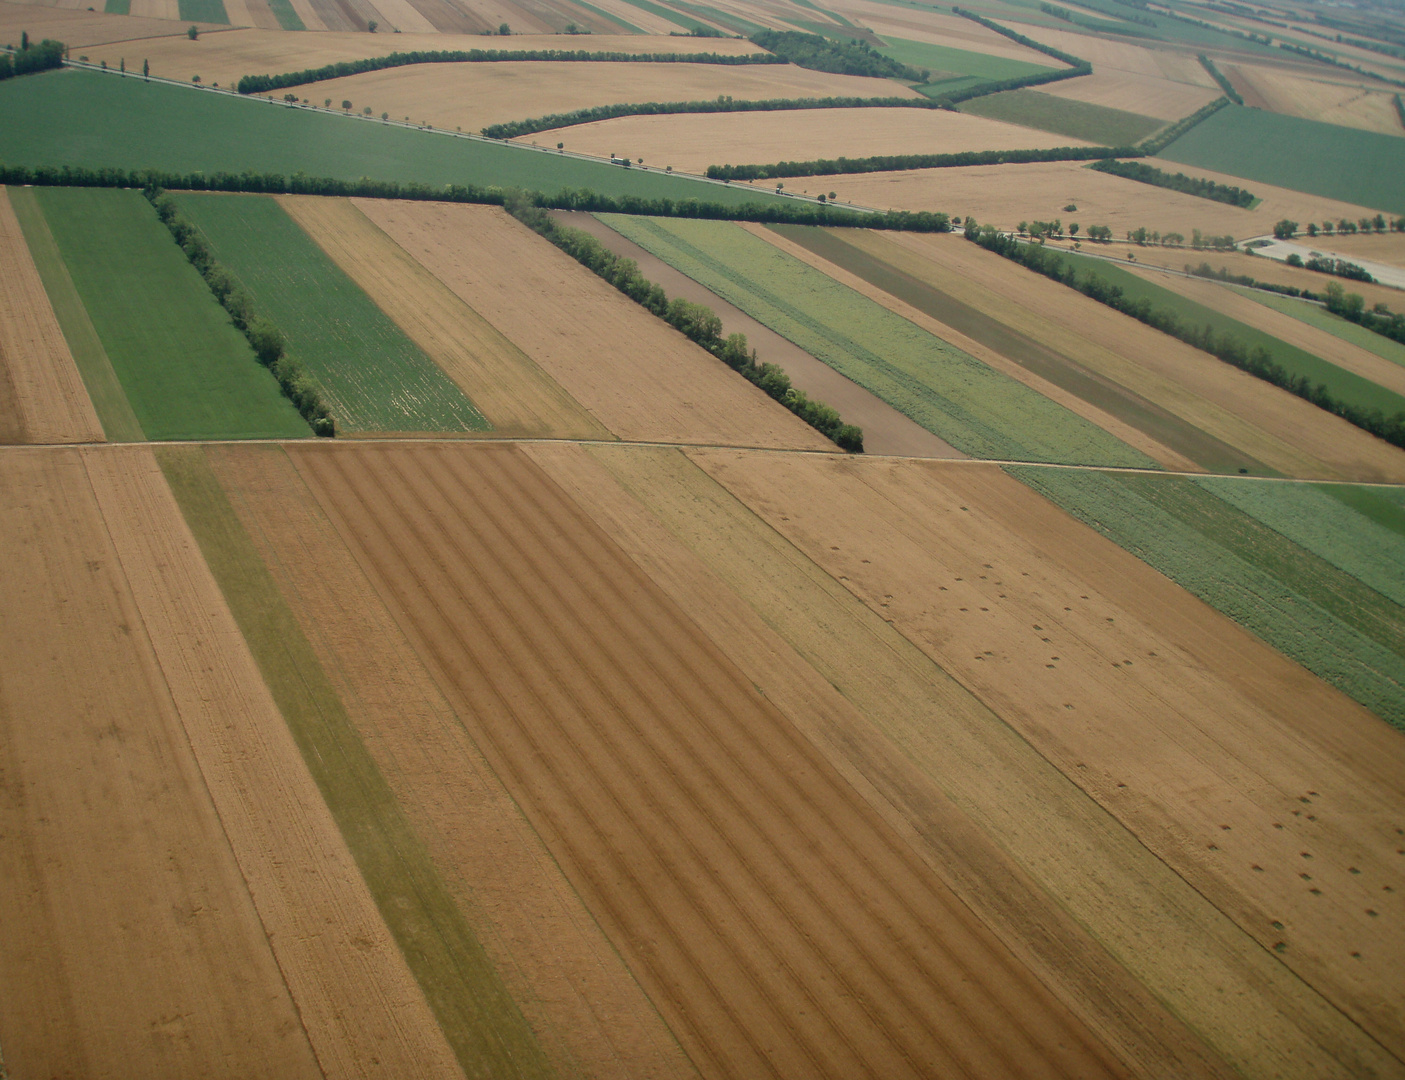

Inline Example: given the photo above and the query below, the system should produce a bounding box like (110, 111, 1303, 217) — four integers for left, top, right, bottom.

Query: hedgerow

(707, 144, 1134, 181)
(1089, 158, 1253, 206)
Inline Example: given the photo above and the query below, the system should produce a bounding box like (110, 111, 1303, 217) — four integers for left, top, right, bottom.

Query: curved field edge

(596, 214, 1156, 468)
(152, 444, 555, 1080)
(1009, 465, 1405, 728)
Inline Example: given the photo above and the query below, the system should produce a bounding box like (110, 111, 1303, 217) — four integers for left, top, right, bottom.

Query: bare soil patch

(0, 188, 103, 444)
(354, 199, 836, 450)
(524, 108, 1088, 175)
(292, 439, 1134, 1080)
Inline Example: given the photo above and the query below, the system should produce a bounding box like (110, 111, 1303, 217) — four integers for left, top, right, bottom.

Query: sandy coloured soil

(523, 107, 1091, 174)
(290, 438, 1134, 1080)
(0, 189, 103, 444)
(562, 211, 961, 457)
(825, 0, 1062, 66)
(1221, 62, 1405, 137)
(1038, 68, 1220, 120)
(692, 447, 1405, 1071)
(353, 200, 837, 450)
(280, 196, 608, 438)
(294, 61, 919, 134)
(862, 230, 1405, 481)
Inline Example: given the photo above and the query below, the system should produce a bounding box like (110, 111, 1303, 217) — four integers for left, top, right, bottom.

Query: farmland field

(174, 192, 488, 433)
(1235, 288, 1405, 369)
(1160, 104, 1405, 214)
(1219, 63, 1405, 137)
(28, 187, 310, 440)
(957, 88, 1165, 145)
(1038, 69, 1220, 121)
(0, 69, 791, 206)
(876, 34, 1056, 81)
(599, 213, 1156, 466)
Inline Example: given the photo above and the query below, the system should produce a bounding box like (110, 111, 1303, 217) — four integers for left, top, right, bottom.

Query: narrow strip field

(278, 196, 607, 439)
(0, 188, 103, 444)
(1235, 287, 1405, 369)
(31, 188, 310, 439)
(289, 439, 1134, 1080)
(176, 192, 488, 434)
(354, 200, 836, 450)
(957, 89, 1164, 145)
(599, 214, 1155, 467)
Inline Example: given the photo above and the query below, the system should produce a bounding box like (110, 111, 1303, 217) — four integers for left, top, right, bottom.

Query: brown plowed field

(0, 189, 103, 444)
(522, 108, 1089, 175)
(692, 448, 1405, 1070)
(279, 195, 608, 439)
(868, 230, 1405, 481)
(353, 200, 836, 450)
(297, 63, 918, 136)
(207, 442, 697, 1080)
(289, 439, 1134, 1080)
(0, 448, 322, 1079)
(83, 444, 465, 1080)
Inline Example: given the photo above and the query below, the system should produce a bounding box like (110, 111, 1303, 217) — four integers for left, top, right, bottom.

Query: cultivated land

(0, 0, 226, 46)
(957, 88, 1165, 145)
(0, 188, 103, 444)
(520, 106, 1091, 174)
(354, 199, 838, 449)
(1038, 68, 1220, 121)
(1220, 62, 1405, 137)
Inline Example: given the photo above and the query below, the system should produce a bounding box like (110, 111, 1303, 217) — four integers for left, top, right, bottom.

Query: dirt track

(290, 440, 1133, 1080)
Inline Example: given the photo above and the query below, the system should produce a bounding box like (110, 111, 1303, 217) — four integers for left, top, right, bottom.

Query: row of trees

(748, 30, 926, 82)
(143, 188, 335, 435)
(964, 223, 1405, 449)
(1187, 260, 1320, 299)
(1136, 96, 1231, 154)
(0, 36, 64, 81)
(235, 46, 784, 94)
(706, 144, 1132, 181)
(1090, 158, 1254, 206)
(1287, 254, 1375, 282)
(1196, 54, 1243, 105)
(1275, 216, 1402, 238)
(502, 192, 864, 451)
(1325, 281, 1405, 346)
(1278, 41, 1405, 89)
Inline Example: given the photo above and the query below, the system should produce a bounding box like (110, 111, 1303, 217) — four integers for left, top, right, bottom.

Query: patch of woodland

(0, 35, 64, 81)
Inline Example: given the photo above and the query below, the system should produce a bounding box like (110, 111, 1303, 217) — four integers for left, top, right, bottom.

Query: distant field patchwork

(958, 88, 1164, 146)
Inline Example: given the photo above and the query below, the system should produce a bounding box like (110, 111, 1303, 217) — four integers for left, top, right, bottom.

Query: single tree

(142, 58, 148, 80)
(192, 73, 200, 82)
(499, 22, 510, 34)
(381, 112, 388, 120)
(187, 24, 198, 38)
(1069, 222, 1079, 237)
(1306, 222, 1318, 237)
(119, 57, 124, 75)
(557, 141, 563, 149)
(325, 98, 332, 107)
(341, 99, 352, 110)
(363, 105, 371, 114)
(21, 31, 28, 50)
(367, 19, 377, 31)
(1272, 219, 1297, 239)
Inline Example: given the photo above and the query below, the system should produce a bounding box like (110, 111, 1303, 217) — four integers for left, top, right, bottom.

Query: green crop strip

(178, 0, 229, 22)
(174, 193, 488, 434)
(1230, 287, 1405, 370)
(602, 214, 1154, 467)
(32, 188, 309, 440)
(1323, 484, 1405, 540)
(5, 186, 143, 441)
(156, 444, 556, 1080)
(958, 89, 1163, 146)
(265, 0, 306, 30)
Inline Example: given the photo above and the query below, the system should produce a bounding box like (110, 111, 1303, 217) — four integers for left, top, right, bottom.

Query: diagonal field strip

(154, 444, 555, 1080)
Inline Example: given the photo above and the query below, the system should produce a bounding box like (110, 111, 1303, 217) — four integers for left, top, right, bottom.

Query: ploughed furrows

(290, 440, 1131, 1080)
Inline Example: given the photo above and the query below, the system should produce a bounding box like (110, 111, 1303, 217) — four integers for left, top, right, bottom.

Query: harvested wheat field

(0, 0, 225, 46)
(0, 188, 101, 443)
(524, 108, 1090, 175)
(298, 62, 921, 135)
(691, 447, 1405, 1071)
(1007, 23, 1215, 83)
(353, 199, 836, 450)
(1220, 63, 1405, 136)
(278, 195, 607, 438)
(1039, 69, 1220, 121)
(827, 0, 1059, 64)
(288, 438, 1134, 1080)
(1303, 229, 1405, 272)
(845, 229, 1405, 481)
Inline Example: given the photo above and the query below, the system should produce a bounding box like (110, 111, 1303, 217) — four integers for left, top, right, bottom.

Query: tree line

(1277, 41, 1405, 88)
(481, 93, 942, 140)
(963, 222, 1405, 450)
(502, 191, 863, 451)
(0, 36, 64, 81)
(707, 144, 1135, 181)
(1196, 55, 1243, 105)
(1136, 96, 1231, 154)
(1324, 280, 1405, 347)
(143, 188, 336, 436)
(235, 47, 784, 94)
(748, 29, 926, 82)
(1187, 260, 1321, 300)
(1089, 158, 1254, 206)
(0, 163, 953, 230)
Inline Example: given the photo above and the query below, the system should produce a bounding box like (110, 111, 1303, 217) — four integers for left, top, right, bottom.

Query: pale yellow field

(1039, 69, 1220, 120)
(1222, 61, 1405, 136)
(1001, 20, 1217, 83)
(522, 108, 1090, 174)
(0, 0, 224, 45)
(294, 62, 920, 134)
(1304, 229, 1405, 271)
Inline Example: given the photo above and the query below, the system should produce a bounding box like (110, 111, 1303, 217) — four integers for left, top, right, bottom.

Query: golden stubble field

(1221, 61, 1405, 136)
(1038, 68, 1220, 120)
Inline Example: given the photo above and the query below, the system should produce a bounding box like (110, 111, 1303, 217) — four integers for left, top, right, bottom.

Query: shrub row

(0, 37, 64, 80)
(965, 223, 1405, 449)
(937, 9, 1092, 105)
(1324, 281, 1405, 347)
(481, 93, 941, 140)
(1299, 255, 1373, 282)
(1187, 260, 1320, 299)
(950, 7, 1084, 66)
(1089, 158, 1254, 206)
(0, 163, 953, 230)
(502, 192, 863, 451)
(1196, 54, 1242, 105)
(707, 144, 1135, 181)
(142, 187, 335, 435)
(1278, 41, 1405, 88)
(1160, 8, 1271, 44)
(1136, 95, 1231, 155)
(234, 47, 784, 94)
(748, 29, 926, 81)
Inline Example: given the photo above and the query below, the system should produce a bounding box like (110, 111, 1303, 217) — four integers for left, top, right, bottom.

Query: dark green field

(958, 88, 1163, 145)
(1061, 249, 1405, 418)
(32, 187, 311, 440)
(0, 69, 790, 206)
(1159, 105, 1405, 214)
(877, 36, 1055, 82)
(175, 192, 488, 433)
